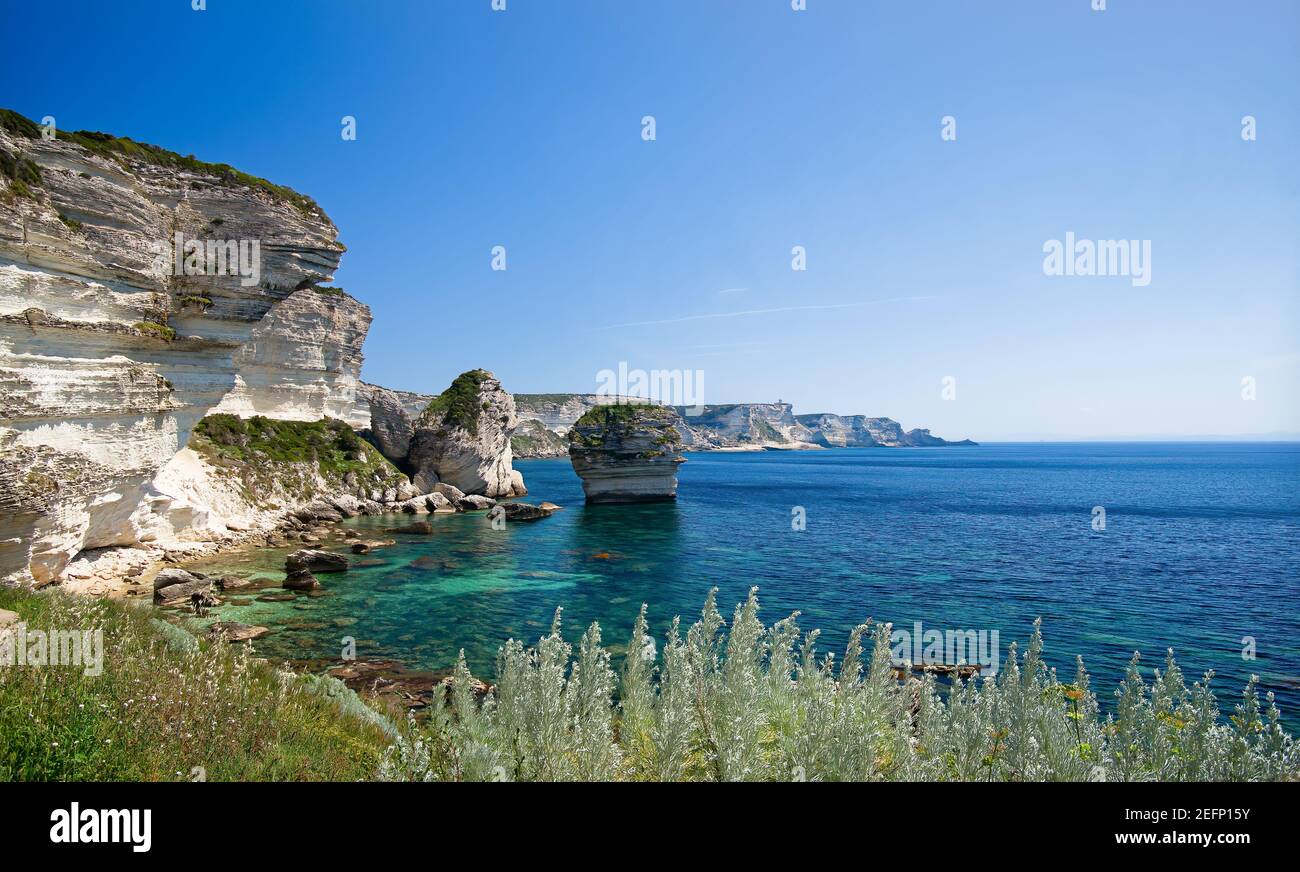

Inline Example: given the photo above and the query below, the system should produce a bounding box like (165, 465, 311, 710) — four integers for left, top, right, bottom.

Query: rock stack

(568, 405, 685, 504)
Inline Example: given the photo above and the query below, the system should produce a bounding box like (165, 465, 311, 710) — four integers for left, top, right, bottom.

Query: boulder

(216, 575, 251, 590)
(328, 495, 363, 518)
(394, 480, 420, 502)
(407, 370, 528, 498)
(425, 492, 456, 513)
(498, 502, 555, 521)
(285, 549, 349, 573)
(283, 568, 320, 591)
(153, 569, 212, 605)
(398, 496, 429, 514)
(538, 502, 562, 512)
(456, 494, 497, 512)
(432, 482, 466, 503)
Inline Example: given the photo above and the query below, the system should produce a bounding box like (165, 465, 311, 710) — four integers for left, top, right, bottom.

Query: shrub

(384, 589, 1298, 782)
(190, 414, 402, 500)
(0, 588, 395, 781)
(418, 369, 492, 436)
(133, 321, 176, 341)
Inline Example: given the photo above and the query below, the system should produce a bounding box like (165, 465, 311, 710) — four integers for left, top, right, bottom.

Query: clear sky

(3, 0, 1297, 440)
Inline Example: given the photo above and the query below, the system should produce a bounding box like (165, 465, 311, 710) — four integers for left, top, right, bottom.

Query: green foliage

(418, 369, 492, 436)
(191, 414, 400, 495)
(750, 417, 783, 442)
(0, 143, 42, 200)
(177, 294, 213, 309)
(0, 108, 41, 139)
(133, 321, 176, 341)
(312, 285, 345, 297)
(57, 212, 83, 233)
(0, 588, 396, 781)
(382, 589, 1299, 782)
(572, 402, 675, 429)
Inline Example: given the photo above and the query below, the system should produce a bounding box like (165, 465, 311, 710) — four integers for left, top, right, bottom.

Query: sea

(186, 442, 1300, 727)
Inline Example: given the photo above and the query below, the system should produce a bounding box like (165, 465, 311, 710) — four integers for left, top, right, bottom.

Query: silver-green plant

(385, 588, 1298, 782)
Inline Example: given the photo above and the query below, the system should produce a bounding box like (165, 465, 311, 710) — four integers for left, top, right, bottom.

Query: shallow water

(187, 443, 1300, 726)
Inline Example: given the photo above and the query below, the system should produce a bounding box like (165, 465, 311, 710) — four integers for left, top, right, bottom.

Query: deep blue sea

(189, 443, 1300, 727)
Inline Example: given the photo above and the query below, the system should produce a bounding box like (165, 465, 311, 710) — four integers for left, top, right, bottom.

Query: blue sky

(3, 0, 1297, 439)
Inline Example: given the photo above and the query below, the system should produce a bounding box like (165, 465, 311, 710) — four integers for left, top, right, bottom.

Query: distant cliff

(500, 394, 974, 455)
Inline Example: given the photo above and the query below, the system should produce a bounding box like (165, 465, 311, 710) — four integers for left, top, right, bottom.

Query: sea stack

(406, 369, 527, 498)
(568, 404, 685, 503)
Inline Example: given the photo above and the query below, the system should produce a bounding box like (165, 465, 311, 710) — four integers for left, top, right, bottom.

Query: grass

(417, 369, 493, 436)
(0, 587, 395, 781)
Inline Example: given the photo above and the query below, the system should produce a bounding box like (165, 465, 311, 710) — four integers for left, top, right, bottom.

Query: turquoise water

(188, 443, 1300, 726)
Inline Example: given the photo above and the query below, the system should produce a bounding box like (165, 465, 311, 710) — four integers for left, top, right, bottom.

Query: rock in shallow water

(285, 549, 349, 573)
(496, 502, 556, 521)
(206, 621, 269, 642)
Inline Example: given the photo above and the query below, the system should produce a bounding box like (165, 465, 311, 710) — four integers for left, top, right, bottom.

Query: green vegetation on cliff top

(418, 369, 493, 436)
(572, 402, 676, 429)
(0, 108, 326, 220)
(191, 414, 402, 503)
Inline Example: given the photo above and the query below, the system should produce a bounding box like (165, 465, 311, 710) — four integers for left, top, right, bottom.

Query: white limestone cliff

(0, 110, 363, 585)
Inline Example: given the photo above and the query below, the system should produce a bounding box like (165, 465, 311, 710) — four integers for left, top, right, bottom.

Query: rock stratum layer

(568, 405, 685, 503)
(0, 109, 367, 585)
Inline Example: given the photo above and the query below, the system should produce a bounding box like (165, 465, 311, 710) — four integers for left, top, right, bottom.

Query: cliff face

(506, 394, 975, 452)
(0, 110, 364, 585)
(795, 414, 976, 447)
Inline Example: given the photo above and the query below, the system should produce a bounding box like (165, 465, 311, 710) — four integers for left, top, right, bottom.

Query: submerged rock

(386, 520, 433, 535)
(206, 621, 269, 642)
(283, 568, 320, 591)
(568, 405, 685, 504)
(351, 538, 395, 554)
